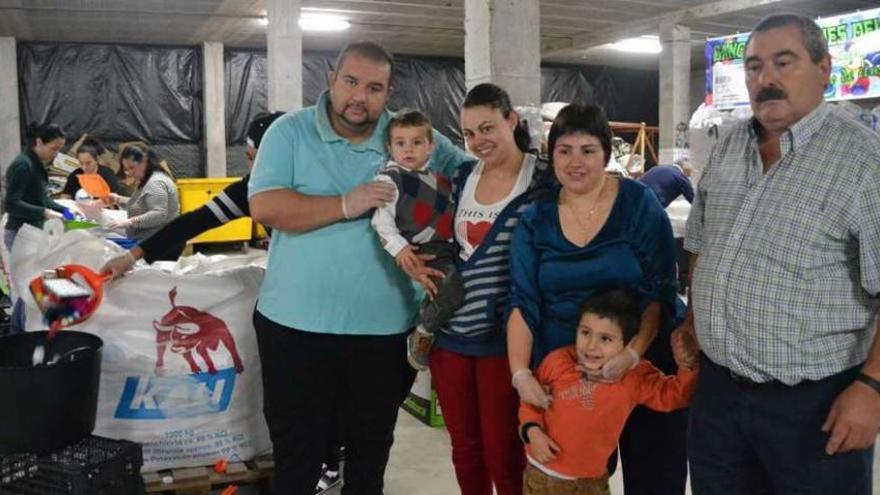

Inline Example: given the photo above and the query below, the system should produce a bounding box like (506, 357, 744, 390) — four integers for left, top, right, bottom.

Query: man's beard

(335, 103, 376, 131)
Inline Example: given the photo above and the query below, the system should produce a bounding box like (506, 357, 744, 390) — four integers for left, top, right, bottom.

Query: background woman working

(4, 122, 72, 250)
(102, 112, 284, 272)
(3, 121, 72, 334)
(59, 137, 122, 199)
(106, 144, 179, 244)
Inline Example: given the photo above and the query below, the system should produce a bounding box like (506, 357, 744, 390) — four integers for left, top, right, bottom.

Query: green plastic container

(64, 220, 100, 231)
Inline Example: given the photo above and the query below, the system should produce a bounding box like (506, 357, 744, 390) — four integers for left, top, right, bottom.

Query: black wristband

(855, 373, 880, 396)
(520, 422, 540, 444)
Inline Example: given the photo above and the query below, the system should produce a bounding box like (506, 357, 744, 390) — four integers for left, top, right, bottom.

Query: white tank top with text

(455, 154, 536, 261)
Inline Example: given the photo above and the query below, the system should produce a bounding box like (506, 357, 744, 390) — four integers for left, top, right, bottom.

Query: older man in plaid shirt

(679, 14, 880, 494)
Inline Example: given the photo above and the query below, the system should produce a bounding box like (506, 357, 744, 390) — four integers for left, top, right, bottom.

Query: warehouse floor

(226, 410, 880, 494)
(375, 411, 651, 494)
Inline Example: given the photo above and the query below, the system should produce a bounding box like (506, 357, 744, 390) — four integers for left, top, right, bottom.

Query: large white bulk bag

(9, 226, 271, 471)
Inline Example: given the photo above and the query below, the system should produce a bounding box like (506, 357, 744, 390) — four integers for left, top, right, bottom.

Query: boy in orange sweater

(519, 287, 699, 494)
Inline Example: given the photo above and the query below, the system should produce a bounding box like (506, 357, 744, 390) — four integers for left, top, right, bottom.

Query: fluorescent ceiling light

(299, 13, 350, 32)
(611, 36, 662, 54)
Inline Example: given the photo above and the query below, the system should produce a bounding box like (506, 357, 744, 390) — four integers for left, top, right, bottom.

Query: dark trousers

(688, 355, 873, 495)
(674, 237, 689, 295)
(3, 228, 24, 335)
(618, 323, 688, 495)
(323, 420, 344, 472)
(254, 310, 417, 495)
(417, 241, 464, 334)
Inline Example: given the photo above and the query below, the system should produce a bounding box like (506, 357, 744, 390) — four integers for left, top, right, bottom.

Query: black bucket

(0, 331, 103, 454)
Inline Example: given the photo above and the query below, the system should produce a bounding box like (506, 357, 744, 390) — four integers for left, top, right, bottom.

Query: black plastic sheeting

(19, 43, 202, 143)
(226, 50, 659, 146)
(224, 50, 268, 148)
(541, 64, 663, 124)
(225, 52, 467, 142)
(225, 51, 472, 175)
(18, 43, 203, 177)
(18, 42, 658, 178)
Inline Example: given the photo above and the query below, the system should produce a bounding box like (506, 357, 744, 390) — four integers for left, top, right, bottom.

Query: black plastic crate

(0, 435, 143, 494)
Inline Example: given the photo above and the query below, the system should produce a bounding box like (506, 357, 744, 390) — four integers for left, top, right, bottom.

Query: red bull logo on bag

(153, 287, 244, 375)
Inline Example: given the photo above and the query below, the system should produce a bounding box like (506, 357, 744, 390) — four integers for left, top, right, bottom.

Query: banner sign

(704, 34, 750, 109)
(705, 7, 880, 109)
(822, 9, 880, 100)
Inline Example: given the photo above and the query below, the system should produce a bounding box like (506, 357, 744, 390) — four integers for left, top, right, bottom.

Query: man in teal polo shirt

(249, 41, 471, 495)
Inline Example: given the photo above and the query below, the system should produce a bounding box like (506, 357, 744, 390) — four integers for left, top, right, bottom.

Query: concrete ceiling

(0, 0, 876, 70)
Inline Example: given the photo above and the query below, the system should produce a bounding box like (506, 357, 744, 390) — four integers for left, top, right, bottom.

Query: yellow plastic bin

(254, 223, 269, 239)
(176, 178, 252, 244)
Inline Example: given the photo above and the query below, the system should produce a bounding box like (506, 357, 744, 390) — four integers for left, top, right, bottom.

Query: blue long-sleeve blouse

(508, 178, 678, 366)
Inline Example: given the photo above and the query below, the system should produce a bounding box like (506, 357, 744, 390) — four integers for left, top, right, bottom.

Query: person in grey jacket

(107, 144, 179, 244)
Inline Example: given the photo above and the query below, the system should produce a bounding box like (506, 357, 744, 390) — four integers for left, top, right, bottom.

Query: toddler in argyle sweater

(371, 109, 464, 371)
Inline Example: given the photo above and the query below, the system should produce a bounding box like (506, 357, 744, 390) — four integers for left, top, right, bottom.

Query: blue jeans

(688, 355, 873, 495)
(3, 228, 25, 335)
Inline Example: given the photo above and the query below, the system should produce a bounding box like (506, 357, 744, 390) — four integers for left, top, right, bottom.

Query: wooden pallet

(142, 454, 274, 494)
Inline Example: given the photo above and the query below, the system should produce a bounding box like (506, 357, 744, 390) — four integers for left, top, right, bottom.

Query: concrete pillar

(0, 37, 21, 182)
(202, 42, 227, 177)
(658, 23, 691, 164)
(266, 0, 302, 112)
(464, 0, 541, 108)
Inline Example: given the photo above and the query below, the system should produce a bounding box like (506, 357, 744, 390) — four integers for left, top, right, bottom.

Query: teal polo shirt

(248, 91, 472, 335)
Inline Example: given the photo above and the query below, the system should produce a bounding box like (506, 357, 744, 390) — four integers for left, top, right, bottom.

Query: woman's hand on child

(588, 347, 639, 383)
(396, 246, 421, 272)
(512, 369, 552, 409)
(396, 245, 445, 299)
(527, 428, 560, 463)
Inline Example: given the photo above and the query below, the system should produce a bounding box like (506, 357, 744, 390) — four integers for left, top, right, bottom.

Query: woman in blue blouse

(506, 104, 687, 494)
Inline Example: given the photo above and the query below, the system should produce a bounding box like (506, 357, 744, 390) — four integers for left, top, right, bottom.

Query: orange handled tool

(29, 264, 112, 340)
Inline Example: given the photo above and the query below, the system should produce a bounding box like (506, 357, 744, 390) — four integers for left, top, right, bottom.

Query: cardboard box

(401, 369, 444, 427)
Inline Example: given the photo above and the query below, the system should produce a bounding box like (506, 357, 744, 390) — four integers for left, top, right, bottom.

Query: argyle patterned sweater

(372, 161, 454, 257)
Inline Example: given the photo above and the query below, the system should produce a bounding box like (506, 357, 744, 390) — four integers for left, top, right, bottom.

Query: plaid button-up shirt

(685, 103, 880, 385)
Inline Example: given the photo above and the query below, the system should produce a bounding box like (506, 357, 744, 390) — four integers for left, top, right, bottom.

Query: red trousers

(430, 348, 525, 495)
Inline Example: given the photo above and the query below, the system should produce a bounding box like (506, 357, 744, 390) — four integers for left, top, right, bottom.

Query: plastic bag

(11, 227, 271, 470)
